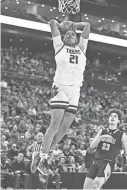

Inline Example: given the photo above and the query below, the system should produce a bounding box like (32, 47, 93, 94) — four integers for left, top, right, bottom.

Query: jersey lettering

(67, 48, 81, 55)
(69, 55, 78, 64)
(102, 143, 110, 151)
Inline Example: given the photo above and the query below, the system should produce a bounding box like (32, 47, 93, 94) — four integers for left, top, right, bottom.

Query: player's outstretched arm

(121, 132, 127, 160)
(72, 22, 90, 53)
(50, 20, 64, 53)
(50, 19, 61, 37)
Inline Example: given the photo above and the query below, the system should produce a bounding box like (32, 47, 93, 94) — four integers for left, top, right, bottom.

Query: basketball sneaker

(37, 157, 51, 176)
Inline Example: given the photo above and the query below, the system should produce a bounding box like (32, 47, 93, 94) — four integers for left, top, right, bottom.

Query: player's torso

(54, 45, 86, 86)
(95, 129, 122, 162)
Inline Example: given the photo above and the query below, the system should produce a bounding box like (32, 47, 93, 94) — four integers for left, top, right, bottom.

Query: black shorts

(87, 159, 114, 180)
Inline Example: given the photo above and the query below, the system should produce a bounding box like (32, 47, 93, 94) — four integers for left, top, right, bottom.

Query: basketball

(60, 21, 73, 31)
(60, 21, 77, 32)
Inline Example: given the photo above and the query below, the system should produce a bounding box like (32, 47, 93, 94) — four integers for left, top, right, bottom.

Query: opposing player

(83, 108, 127, 190)
(37, 19, 90, 172)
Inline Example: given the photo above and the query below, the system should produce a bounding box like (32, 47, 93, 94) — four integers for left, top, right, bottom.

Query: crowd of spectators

(97, 70, 120, 83)
(1, 47, 127, 189)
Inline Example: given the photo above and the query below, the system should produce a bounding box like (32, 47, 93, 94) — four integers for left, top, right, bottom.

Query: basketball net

(58, 0, 80, 14)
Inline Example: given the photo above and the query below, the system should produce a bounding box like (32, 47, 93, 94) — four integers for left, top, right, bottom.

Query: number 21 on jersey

(102, 143, 110, 151)
(69, 55, 78, 64)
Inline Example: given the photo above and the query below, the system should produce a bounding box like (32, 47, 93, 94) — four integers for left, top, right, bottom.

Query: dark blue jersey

(94, 128, 123, 162)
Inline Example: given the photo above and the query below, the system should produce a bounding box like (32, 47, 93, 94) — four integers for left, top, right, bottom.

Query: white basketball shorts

(50, 83, 81, 114)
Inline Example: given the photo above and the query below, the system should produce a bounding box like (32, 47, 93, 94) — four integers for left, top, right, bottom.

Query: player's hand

(100, 134, 113, 141)
(60, 21, 73, 31)
(69, 22, 77, 32)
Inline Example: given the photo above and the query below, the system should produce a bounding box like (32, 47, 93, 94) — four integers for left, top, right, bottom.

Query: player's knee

(93, 180, 101, 189)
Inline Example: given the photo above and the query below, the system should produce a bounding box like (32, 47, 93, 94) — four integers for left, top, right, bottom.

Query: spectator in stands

(1, 134, 8, 151)
(69, 145, 76, 156)
(58, 157, 68, 172)
(7, 143, 18, 161)
(63, 145, 71, 158)
(77, 143, 87, 157)
(11, 153, 29, 189)
(1, 153, 14, 188)
(77, 156, 87, 173)
(18, 143, 27, 156)
(10, 125, 19, 142)
(25, 124, 35, 141)
(68, 156, 78, 172)
(35, 124, 41, 134)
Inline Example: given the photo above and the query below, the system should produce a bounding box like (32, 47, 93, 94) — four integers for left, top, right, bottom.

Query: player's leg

(51, 111, 75, 147)
(51, 85, 79, 147)
(92, 177, 105, 189)
(83, 177, 94, 189)
(92, 161, 112, 189)
(83, 161, 98, 189)
(42, 109, 65, 154)
(42, 84, 69, 154)
(37, 109, 65, 176)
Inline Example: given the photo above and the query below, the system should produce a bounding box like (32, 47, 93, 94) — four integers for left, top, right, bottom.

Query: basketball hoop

(58, 0, 80, 14)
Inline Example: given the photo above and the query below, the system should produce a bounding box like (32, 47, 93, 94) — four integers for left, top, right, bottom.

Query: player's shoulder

(53, 35, 63, 43)
(115, 129, 123, 135)
(79, 36, 88, 44)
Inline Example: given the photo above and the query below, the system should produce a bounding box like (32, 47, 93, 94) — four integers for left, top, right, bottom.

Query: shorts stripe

(51, 102, 69, 107)
(51, 105, 68, 109)
(51, 101, 69, 104)
(69, 105, 78, 108)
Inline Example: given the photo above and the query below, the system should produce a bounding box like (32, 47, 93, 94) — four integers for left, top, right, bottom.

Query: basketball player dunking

(83, 108, 127, 190)
(36, 19, 90, 173)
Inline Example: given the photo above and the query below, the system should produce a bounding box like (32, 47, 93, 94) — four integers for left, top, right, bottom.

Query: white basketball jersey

(53, 35, 88, 86)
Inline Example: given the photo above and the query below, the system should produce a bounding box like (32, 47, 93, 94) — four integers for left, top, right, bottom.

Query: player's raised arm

(50, 19, 61, 37)
(121, 132, 127, 160)
(50, 19, 64, 53)
(73, 22, 90, 52)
